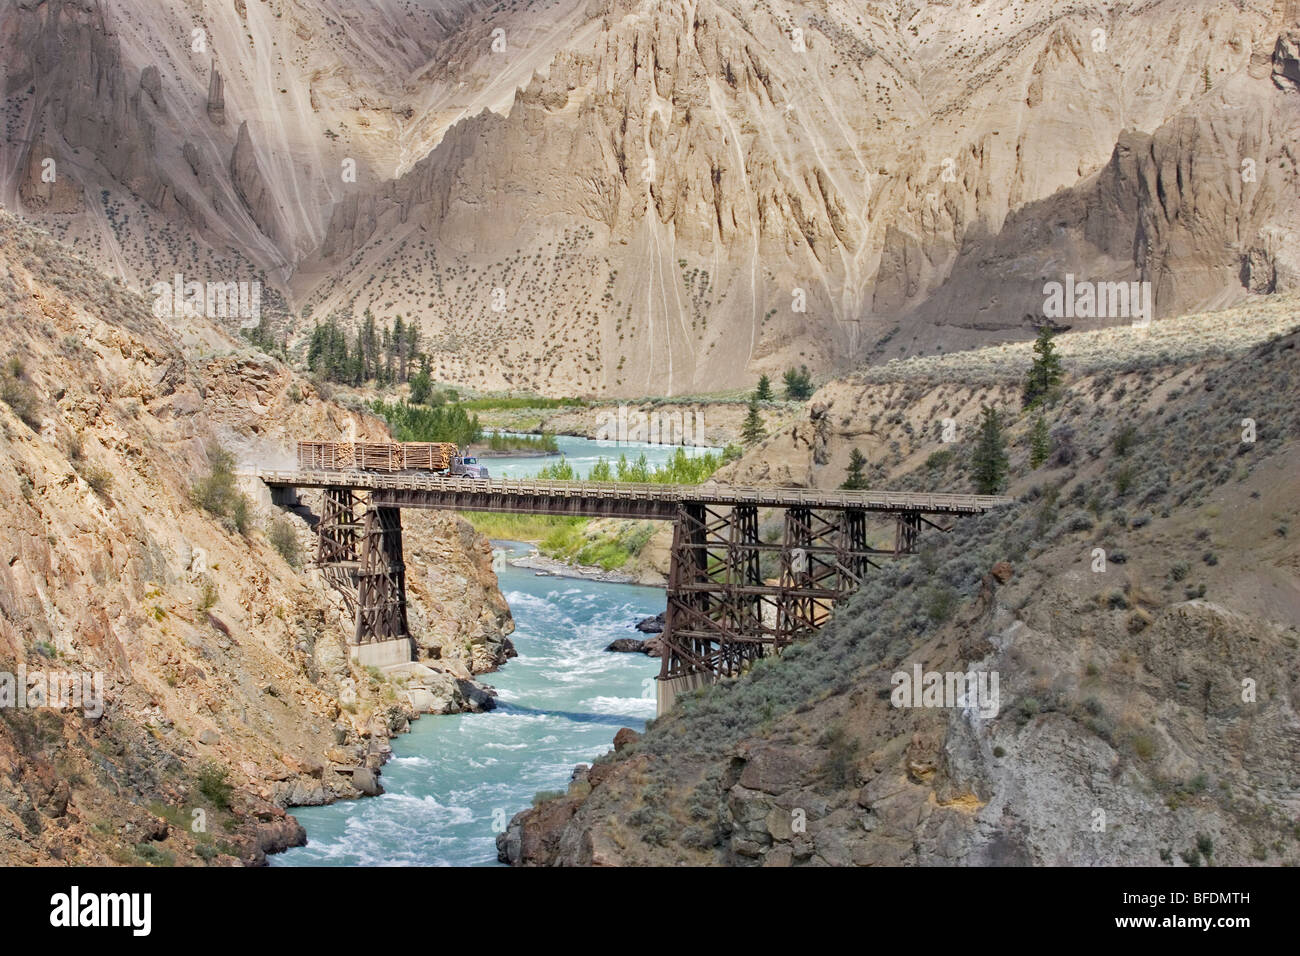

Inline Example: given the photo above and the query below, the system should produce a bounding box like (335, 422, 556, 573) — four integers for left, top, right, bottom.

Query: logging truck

(297, 441, 491, 478)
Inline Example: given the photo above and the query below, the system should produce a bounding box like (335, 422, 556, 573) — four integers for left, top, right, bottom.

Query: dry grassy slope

(719, 294, 1300, 493)
(0, 211, 509, 865)
(501, 302, 1300, 867)
(539, 296, 1300, 584)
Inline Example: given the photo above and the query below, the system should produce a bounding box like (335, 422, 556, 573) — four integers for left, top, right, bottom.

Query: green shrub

(923, 585, 958, 623)
(484, 431, 558, 453)
(134, 843, 175, 866)
(818, 725, 859, 789)
(0, 369, 40, 430)
(1114, 464, 1135, 496)
(1111, 424, 1138, 456)
(1063, 511, 1094, 532)
(197, 580, 218, 613)
(191, 448, 252, 535)
(267, 517, 301, 567)
(925, 448, 953, 471)
(369, 399, 481, 447)
(197, 761, 233, 810)
(1130, 733, 1156, 762)
(79, 464, 114, 497)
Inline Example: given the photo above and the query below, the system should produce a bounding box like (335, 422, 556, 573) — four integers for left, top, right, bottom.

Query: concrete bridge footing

(656, 672, 714, 716)
(350, 637, 414, 669)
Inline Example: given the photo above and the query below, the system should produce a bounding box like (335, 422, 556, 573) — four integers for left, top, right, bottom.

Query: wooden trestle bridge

(257, 469, 1011, 711)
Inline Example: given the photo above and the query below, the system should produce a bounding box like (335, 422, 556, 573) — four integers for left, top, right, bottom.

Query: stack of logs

(297, 441, 459, 472)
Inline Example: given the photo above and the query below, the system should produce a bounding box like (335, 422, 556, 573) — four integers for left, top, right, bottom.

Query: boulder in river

(635, 611, 666, 633)
(352, 768, 383, 797)
(605, 638, 646, 653)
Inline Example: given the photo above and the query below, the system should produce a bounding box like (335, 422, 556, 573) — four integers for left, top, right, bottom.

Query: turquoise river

(273, 436, 690, 866)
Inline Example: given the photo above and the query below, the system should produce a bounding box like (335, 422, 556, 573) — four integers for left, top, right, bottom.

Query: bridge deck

(254, 469, 1013, 519)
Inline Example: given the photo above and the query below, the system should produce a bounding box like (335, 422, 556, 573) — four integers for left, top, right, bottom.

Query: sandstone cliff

(0, 210, 512, 865)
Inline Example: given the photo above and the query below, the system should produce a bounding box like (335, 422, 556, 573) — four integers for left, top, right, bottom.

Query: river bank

(507, 549, 646, 585)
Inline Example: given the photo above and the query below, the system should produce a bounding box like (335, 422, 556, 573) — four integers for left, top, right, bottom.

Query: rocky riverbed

(507, 550, 643, 585)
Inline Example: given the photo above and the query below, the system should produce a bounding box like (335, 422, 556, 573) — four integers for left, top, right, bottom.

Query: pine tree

(741, 398, 766, 446)
(782, 365, 814, 400)
(361, 310, 378, 381)
(408, 356, 432, 405)
(405, 323, 419, 381)
(1029, 415, 1051, 469)
(755, 373, 773, 402)
(307, 315, 355, 384)
(841, 448, 868, 490)
(1022, 327, 1063, 408)
(393, 315, 407, 380)
(306, 321, 325, 371)
(970, 406, 1009, 494)
(381, 324, 394, 385)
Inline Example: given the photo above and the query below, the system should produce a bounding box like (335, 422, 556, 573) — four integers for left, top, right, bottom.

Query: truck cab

(450, 455, 490, 479)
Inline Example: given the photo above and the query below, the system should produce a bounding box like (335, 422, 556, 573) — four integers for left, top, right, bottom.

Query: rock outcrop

(1273, 29, 1300, 89)
(206, 62, 225, 124)
(230, 122, 279, 242)
(16, 139, 82, 213)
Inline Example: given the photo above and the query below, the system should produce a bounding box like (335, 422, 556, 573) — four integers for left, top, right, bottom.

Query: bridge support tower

(314, 489, 413, 665)
(657, 506, 936, 713)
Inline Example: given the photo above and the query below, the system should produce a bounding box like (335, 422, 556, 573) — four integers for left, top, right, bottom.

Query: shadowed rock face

(230, 121, 278, 242)
(206, 63, 225, 125)
(3, 0, 1299, 395)
(1274, 30, 1300, 88)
